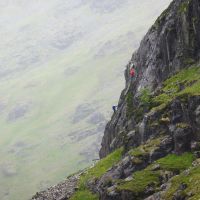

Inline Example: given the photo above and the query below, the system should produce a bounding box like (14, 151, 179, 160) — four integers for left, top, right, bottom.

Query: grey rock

(151, 164, 160, 171)
(172, 190, 187, 200)
(195, 105, 200, 125)
(31, 172, 82, 200)
(124, 176, 133, 182)
(191, 141, 200, 151)
(127, 130, 136, 138)
(100, 0, 200, 158)
(174, 127, 192, 154)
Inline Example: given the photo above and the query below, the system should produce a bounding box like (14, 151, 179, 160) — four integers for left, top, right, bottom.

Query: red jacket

(130, 68, 135, 77)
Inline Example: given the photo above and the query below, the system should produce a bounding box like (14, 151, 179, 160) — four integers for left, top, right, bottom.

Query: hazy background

(0, 0, 171, 199)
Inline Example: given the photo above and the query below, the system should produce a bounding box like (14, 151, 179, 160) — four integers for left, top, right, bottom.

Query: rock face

(100, 0, 200, 158)
(31, 0, 200, 200)
(91, 1, 200, 199)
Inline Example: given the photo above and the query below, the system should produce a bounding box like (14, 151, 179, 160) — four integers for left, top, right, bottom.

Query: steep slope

(0, 1, 173, 200)
(66, 67, 200, 200)
(100, 0, 200, 158)
(32, 0, 200, 199)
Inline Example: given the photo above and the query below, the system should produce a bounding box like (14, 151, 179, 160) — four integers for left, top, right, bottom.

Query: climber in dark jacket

(112, 105, 117, 113)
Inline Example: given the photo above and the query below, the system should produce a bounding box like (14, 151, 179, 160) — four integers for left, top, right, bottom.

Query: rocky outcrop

(94, 0, 200, 198)
(31, 173, 81, 200)
(100, 0, 200, 158)
(93, 95, 200, 199)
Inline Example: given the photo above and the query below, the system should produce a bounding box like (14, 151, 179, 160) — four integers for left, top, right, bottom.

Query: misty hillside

(32, 0, 200, 199)
(0, 1, 172, 200)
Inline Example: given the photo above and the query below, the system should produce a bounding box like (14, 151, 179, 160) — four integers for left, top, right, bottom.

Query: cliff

(100, 0, 200, 158)
(32, 0, 200, 199)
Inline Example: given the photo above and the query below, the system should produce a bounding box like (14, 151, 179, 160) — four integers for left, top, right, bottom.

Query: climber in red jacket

(130, 67, 135, 78)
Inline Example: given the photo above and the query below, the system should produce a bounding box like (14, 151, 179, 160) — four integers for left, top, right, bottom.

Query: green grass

(176, 122, 190, 129)
(139, 88, 152, 107)
(164, 166, 200, 200)
(156, 153, 195, 172)
(70, 148, 123, 200)
(126, 92, 134, 118)
(129, 137, 162, 158)
(153, 66, 200, 108)
(81, 148, 123, 182)
(117, 152, 195, 198)
(179, 0, 191, 13)
(179, 80, 200, 96)
(117, 169, 160, 196)
(164, 66, 200, 92)
(70, 190, 98, 200)
(126, 88, 153, 121)
(130, 147, 145, 157)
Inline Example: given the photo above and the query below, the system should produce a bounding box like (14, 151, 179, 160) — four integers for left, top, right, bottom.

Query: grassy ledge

(152, 66, 200, 109)
(179, 0, 192, 14)
(127, 66, 200, 115)
(156, 152, 195, 172)
(117, 169, 160, 194)
(117, 152, 195, 198)
(70, 190, 98, 200)
(164, 165, 200, 200)
(70, 148, 123, 200)
(129, 137, 163, 158)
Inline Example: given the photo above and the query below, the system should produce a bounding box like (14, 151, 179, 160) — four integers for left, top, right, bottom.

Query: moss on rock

(70, 148, 123, 200)
(156, 152, 195, 172)
(152, 66, 200, 109)
(117, 169, 160, 197)
(176, 123, 191, 129)
(163, 166, 200, 200)
(179, 0, 191, 14)
(70, 190, 98, 200)
(129, 137, 163, 158)
(117, 152, 195, 199)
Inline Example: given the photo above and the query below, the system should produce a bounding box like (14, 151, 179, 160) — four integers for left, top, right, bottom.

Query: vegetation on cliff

(71, 63, 200, 199)
(70, 0, 200, 198)
(153, 66, 200, 109)
(70, 148, 123, 200)
(164, 164, 200, 199)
